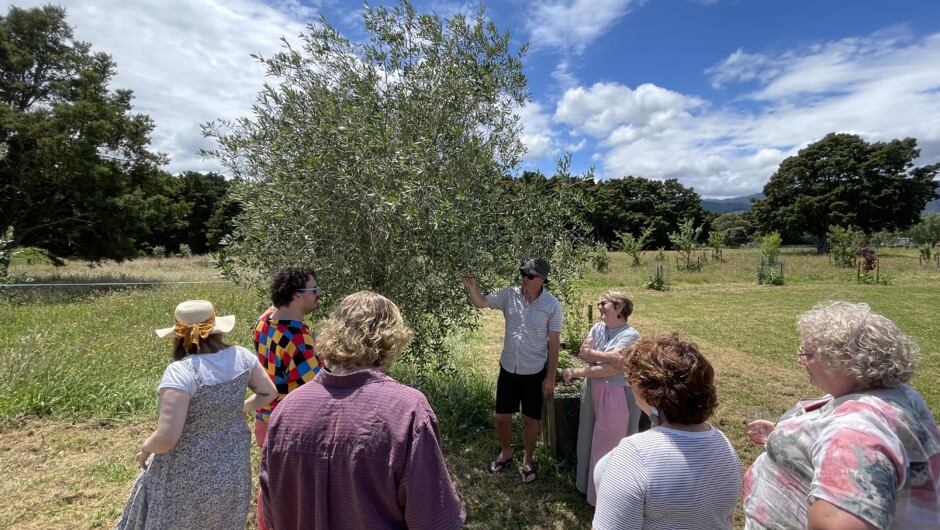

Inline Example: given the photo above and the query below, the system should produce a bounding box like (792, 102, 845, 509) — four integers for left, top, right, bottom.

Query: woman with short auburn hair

(592, 334, 742, 530)
(743, 301, 940, 530)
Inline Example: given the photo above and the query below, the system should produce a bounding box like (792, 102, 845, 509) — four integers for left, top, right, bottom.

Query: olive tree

(203, 1, 589, 363)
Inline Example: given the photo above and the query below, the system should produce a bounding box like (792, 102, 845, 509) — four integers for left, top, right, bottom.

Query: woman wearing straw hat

(117, 300, 277, 530)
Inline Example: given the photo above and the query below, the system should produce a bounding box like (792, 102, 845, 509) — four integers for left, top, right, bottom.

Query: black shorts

(495, 365, 546, 420)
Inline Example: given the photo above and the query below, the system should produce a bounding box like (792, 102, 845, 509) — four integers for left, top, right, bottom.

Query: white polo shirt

(487, 286, 563, 375)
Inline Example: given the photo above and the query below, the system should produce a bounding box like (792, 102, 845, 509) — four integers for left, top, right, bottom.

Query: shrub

(178, 243, 193, 258)
(616, 226, 654, 267)
(826, 225, 858, 268)
(646, 263, 670, 291)
(668, 219, 703, 272)
(760, 232, 782, 264)
(708, 231, 723, 261)
(591, 242, 610, 273)
(561, 289, 592, 356)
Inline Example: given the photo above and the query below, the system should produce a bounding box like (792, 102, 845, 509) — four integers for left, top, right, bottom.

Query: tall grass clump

(0, 282, 259, 421)
(389, 329, 495, 443)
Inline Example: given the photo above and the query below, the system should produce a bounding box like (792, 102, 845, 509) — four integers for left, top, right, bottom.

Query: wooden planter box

(540, 391, 580, 459)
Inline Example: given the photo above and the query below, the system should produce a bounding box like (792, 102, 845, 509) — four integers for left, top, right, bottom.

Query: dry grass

(0, 419, 151, 529)
(2, 248, 939, 529)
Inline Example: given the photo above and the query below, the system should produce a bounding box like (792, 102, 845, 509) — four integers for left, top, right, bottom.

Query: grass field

(1, 248, 938, 529)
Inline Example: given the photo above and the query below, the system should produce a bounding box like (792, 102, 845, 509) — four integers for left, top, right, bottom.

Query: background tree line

(0, 5, 238, 270)
(3, 3, 937, 279)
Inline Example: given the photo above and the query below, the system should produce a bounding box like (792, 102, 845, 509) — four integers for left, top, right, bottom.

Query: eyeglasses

(297, 286, 321, 295)
(797, 346, 815, 361)
(520, 271, 538, 280)
(597, 301, 613, 308)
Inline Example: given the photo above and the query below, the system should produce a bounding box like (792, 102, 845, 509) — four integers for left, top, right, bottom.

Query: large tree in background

(0, 4, 165, 268)
(204, 1, 589, 360)
(751, 133, 939, 248)
(590, 176, 706, 248)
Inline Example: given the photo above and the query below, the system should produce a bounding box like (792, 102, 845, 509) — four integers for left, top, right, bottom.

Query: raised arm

(459, 271, 490, 309)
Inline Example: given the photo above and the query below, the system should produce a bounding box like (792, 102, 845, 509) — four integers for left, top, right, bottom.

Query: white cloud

(551, 58, 579, 89)
(554, 82, 705, 138)
(6, 0, 308, 174)
(705, 48, 778, 89)
(524, 0, 641, 54)
(516, 100, 558, 161)
(558, 28, 940, 197)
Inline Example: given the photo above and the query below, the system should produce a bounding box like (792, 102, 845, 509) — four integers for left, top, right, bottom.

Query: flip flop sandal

(521, 466, 537, 483)
(489, 455, 512, 473)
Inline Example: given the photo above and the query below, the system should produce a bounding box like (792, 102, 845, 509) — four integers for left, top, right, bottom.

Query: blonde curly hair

(318, 291, 414, 370)
(797, 300, 919, 388)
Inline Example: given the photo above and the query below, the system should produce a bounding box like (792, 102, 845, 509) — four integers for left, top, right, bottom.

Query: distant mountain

(702, 193, 940, 214)
(701, 193, 764, 213)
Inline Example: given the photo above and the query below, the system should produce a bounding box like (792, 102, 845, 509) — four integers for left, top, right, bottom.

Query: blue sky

(8, 0, 940, 198)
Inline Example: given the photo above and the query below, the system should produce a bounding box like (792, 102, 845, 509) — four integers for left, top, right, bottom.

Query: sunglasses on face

(297, 286, 321, 295)
(520, 271, 538, 280)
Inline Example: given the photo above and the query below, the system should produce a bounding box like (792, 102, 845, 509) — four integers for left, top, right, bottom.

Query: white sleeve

(486, 287, 510, 310)
(593, 442, 647, 530)
(236, 345, 260, 371)
(157, 361, 197, 396)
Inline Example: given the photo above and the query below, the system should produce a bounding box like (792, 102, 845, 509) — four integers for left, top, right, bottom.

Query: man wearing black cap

(459, 258, 563, 484)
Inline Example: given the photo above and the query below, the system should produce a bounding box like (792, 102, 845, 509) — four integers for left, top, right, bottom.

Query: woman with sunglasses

(562, 290, 640, 506)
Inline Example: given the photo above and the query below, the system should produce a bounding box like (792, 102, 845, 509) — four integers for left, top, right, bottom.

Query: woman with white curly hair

(743, 301, 940, 530)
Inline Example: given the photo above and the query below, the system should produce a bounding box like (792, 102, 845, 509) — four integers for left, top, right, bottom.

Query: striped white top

(593, 426, 743, 530)
(487, 286, 563, 375)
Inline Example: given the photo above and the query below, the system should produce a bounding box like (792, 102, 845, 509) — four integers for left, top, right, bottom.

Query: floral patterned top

(743, 385, 940, 529)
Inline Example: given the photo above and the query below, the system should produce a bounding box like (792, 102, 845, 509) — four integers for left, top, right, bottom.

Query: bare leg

(496, 413, 513, 461)
(522, 415, 540, 470)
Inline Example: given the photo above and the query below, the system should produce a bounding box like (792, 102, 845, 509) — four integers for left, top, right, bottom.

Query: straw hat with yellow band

(155, 300, 236, 349)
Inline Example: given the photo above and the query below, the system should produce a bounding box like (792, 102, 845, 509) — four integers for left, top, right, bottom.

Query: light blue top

(588, 321, 640, 386)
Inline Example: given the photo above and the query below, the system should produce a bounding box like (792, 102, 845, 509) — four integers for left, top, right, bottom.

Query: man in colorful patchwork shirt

(253, 265, 323, 530)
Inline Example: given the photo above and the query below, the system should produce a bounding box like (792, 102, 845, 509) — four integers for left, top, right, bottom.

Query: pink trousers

(253, 419, 269, 530)
(587, 381, 630, 506)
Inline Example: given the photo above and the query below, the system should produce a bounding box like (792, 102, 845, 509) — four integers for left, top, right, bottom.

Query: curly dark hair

(269, 266, 317, 308)
(622, 334, 718, 425)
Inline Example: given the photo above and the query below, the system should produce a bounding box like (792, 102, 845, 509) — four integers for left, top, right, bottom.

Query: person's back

(593, 334, 743, 530)
(594, 426, 742, 530)
(262, 370, 462, 529)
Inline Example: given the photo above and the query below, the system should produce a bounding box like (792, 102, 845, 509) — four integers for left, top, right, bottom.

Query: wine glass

(745, 406, 774, 445)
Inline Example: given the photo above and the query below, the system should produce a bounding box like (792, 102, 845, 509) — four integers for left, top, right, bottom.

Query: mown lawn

(1, 248, 937, 529)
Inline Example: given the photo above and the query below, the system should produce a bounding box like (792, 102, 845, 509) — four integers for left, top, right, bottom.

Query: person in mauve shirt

(260, 290, 466, 530)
